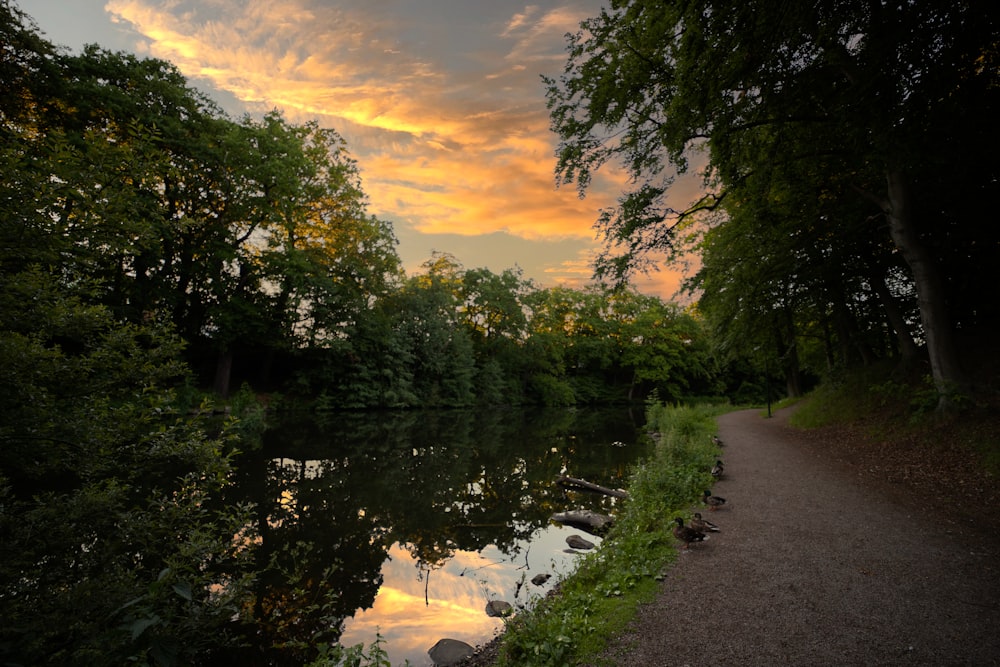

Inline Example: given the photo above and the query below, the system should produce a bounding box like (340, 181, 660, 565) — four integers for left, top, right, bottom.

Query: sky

(20, 0, 701, 299)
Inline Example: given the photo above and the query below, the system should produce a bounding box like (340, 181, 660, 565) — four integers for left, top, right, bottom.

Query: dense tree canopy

(2, 3, 734, 661)
(546, 0, 1000, 406)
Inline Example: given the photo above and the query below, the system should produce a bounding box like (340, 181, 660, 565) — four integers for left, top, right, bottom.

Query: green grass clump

(493, 403, 730, 666)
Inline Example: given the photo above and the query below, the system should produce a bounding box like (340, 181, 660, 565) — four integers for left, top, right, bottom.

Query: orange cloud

(106, 1, 617, 228)
(104, 0, 701, 299)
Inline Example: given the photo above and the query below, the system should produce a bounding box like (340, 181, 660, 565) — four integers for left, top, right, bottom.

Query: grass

(491, 402, 731, 667)
(789, 362, 1000, 475)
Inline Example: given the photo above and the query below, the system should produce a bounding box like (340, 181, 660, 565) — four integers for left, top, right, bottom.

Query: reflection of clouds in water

(340, 524, 600, 665)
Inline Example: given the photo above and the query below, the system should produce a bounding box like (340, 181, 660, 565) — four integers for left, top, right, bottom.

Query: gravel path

(589, 407, 1000, 666)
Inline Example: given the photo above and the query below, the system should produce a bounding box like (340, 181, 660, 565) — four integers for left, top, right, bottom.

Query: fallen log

(556, 475, 629, 499)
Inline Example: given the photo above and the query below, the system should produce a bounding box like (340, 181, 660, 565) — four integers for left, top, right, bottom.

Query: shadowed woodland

(2, 0, 998, 664)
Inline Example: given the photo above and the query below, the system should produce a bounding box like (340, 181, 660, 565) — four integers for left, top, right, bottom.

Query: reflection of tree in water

(387, 409, 573, 563)
(220, 449, 390, 664)
(221, 407, 646, 662)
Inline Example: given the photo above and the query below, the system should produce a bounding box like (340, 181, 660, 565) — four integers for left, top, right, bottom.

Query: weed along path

(590, 407, 1000, 666)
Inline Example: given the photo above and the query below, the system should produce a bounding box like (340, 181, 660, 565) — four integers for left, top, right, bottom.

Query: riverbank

(458, 399, 1000, 666)
(586, 406, 1000, 665)
(457, 402, 729, 666)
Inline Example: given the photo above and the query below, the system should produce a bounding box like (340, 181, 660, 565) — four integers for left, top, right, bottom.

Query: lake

(228, 406, 649, 665)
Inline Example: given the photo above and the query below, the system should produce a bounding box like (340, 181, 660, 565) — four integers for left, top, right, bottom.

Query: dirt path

(589, 407, 1000, 666)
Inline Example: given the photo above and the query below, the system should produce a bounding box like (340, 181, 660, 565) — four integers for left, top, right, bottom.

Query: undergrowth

(308, 630, 404, 667)
(492, 402, 730, 667)
(790, 365, 1000, 475)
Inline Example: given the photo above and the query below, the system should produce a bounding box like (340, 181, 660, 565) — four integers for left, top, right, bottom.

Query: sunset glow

(339, 528, 591, 665)
(27, 0, 701, 298)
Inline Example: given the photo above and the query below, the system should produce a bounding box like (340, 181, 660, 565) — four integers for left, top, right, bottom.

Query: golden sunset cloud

(99, 0, 699, 297)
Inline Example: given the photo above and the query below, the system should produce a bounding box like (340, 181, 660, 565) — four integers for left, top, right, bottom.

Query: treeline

(293, 254, 723, 408)
(1, 4, 739, 413)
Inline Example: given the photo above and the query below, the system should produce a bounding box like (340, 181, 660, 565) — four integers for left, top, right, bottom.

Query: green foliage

(793, 364, 983, 431)
(494, 403, 728, 666)
(789, 366, 1000, 477)
(227, 382, 269, 441)
(530, 373, 577, 407)
(307, 631, 410, 667)
(294, 271, 724, 409)
(546, 0, 1000, 406)
(0, 275, 254, 664)
(0, 9, 260, 663)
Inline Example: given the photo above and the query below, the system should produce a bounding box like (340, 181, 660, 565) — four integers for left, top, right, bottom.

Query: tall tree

(1, 10, 252, 663)
(22, 33, 402, 398)
(392, 254, 476, 407)
(457, 266, 532, 404)
(546, 0, 1000, 407)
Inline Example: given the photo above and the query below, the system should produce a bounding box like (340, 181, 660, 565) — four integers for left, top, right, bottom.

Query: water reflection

(226, 407, 646, 665)
(344, 529, 601, 666)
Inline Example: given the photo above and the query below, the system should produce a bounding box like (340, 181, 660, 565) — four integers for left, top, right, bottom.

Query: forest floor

(460, 403, 1000, 666)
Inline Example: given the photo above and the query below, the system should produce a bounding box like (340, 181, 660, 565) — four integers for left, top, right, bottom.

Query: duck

(702, 489, 727, 510)
(672, 517, 707, 549)
(710, 459, 724, 478)
(712, 435, 724, 447)
(690, 512, 720, 532)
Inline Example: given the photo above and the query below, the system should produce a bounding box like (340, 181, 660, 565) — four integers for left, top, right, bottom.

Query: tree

(15, 20, 403, 399)
(0, 8, 260, 662)
(0, 5, 415, 661)
(32, 41, 272, 396)
(610, 290, 713, 403)
(391, 254, 477, 407)
(0, 156, 251, 667)
(249, 112, 403, 395)
(689, 146, 913, 392)
(457, 266, 532, 404)
(546, 0, 1000, 408)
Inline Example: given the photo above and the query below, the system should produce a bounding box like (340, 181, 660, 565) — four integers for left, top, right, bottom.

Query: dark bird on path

(690, 512, 720, 533)
(672, 517, 707, 549)
(712, 435, 724, 447)
(710, 459, 724, 478)
(702, 490, 727, 510)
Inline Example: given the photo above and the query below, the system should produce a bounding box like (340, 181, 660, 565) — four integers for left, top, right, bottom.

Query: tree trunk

(214, 348, 233, 399)
(867, 269, 920, 364)
(257, 348, 275, 390)
(556, 476, 629, 498)
(884, 170, 967, 406)
(776, 309, 802, 397)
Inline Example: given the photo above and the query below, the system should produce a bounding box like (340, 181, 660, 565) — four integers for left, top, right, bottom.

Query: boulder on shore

(551, 509, 613, 536)
(427, 638, 474, 665)
(485, 600, 514, 617)
(566, 534, 596, 550)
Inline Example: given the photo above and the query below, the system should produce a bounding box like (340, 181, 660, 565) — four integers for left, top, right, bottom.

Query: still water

(230, 407, 649, 666)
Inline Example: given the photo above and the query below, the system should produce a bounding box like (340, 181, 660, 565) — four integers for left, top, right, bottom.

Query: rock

(427, 638, 474, 665)
(531, 573, 551, 586)
(566, 534, 595, 550)
(485, 599, 513, 617)
(551, 510, 613, 536)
